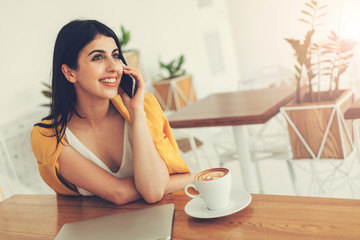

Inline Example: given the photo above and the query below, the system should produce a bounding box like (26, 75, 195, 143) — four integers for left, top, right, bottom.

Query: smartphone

(120, 73, 136, 98)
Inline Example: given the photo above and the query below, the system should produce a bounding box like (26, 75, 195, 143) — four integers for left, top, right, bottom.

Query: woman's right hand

(118, 64, 146, 120)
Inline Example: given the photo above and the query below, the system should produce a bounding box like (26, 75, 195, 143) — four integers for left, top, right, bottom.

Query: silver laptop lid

(55, 203, 175, 240)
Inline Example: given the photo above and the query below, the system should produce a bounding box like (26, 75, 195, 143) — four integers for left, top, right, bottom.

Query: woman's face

(72, 34, 123, 101)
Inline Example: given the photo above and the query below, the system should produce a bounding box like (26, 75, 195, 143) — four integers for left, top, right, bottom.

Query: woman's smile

(99, 77, 118, 87)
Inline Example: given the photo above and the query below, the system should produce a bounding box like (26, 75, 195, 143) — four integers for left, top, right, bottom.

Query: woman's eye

(113, 53, 120, 59)
(92, 54, 103, 61)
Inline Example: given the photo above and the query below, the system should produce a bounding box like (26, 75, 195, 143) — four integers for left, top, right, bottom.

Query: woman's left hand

(118, 64, 146, 118)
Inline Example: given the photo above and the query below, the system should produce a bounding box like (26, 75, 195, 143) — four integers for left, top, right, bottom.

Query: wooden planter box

(124, 51, 140, 71)
(282, 89, 354, 159)
(153, 75, 196, 111)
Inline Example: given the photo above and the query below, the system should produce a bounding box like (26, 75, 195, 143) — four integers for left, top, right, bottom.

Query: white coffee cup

(185, 168, 231, 211)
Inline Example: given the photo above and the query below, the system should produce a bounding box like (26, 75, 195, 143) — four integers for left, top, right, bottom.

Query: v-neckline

(65, 123, 127, 174)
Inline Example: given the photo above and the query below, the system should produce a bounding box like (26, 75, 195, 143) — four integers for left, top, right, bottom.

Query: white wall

(0, 0, 239, 125)
(227, 0, 345, 79)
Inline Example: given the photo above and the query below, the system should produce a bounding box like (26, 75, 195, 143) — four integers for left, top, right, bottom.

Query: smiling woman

(30, 20, 193, 205)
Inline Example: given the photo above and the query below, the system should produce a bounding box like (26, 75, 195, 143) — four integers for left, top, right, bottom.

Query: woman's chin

(102, 89, 119, 99)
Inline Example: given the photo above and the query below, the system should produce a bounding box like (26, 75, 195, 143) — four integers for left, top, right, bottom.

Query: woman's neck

(73, 97, 115, 130)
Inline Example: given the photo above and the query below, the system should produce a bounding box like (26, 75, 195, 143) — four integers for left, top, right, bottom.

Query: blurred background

(3, 0, 360, 124)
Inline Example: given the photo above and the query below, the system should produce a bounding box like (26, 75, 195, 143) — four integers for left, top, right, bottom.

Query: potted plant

(41, 82, 52, 107)
(118, 25, 140, 71)
(152, 55, 196, 111)
(282, 0, 358, 160)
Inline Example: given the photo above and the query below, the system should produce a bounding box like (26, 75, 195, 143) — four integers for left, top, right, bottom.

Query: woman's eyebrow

(88, 49, 105, 56)
(88, 48, 119, 56)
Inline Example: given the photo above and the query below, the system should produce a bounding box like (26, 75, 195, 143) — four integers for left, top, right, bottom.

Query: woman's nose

(106, 58, 121, 72)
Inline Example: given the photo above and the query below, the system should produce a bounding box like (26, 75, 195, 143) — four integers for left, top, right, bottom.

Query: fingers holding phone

(119, 72, 136, 98)
(119, 64, 145, 112)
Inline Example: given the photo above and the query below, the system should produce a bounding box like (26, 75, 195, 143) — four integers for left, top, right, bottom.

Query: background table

(344, 97, 360, 120)
(168, 86, 296, 192)
(1, 194, 360, 240)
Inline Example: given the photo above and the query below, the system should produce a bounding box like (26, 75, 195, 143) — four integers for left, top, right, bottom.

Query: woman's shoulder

(111, 93, 165, 124)
(31, 119, 56, 140)
(144, 92, 162, 112)
(144, 92, 159, 104)
(31, 120, 62, 165)
(143, 92, 165, 121)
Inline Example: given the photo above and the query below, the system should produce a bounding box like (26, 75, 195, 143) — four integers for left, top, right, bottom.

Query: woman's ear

(61, 64, 77, 83)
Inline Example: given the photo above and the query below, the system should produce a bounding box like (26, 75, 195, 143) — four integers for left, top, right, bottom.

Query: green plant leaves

(284, 0, 358, 102)
(41, 82, 52, 107)
(301, 10, 312, 17)
(118, 25, 131, 50)
(299, 19, 311, 24)
(42, 90, 52, 98)
(159, 54, 186, 80)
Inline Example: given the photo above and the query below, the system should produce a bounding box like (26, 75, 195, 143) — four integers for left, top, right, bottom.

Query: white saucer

(184, 189, 252, 219)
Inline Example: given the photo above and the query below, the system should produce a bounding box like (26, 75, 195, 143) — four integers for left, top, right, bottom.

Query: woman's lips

(99, 77, 117, 87)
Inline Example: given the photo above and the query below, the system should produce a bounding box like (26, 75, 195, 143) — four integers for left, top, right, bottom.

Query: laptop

(55, 203, 175, 240)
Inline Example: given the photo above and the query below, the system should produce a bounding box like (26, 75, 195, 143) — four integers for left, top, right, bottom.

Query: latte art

(196, 168, 228, 181)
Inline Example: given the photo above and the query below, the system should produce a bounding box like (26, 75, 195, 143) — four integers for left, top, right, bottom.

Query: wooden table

(344, 97, 360, 120)
(1, 194, 360, 240)
(168, 86, 296, 192)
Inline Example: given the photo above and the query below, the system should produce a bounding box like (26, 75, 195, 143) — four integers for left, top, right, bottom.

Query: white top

(65, 121, 134, 196)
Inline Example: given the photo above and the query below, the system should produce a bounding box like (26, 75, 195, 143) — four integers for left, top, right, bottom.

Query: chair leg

(287, 160, 299, 195)
(253, 157, 264, 194)
(188, 135, 205, 171)
(308, 162, 321, 196)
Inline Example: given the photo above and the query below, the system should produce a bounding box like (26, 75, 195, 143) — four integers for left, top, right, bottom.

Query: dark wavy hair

(35, 19, 127, 148)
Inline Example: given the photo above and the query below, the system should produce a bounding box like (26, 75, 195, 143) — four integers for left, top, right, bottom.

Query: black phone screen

(120, 73, 136, 98)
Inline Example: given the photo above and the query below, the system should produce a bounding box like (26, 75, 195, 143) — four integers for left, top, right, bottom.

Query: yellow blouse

(31, 93, 190, 195)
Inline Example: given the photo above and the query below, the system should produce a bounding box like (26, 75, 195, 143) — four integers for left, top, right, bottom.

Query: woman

(31, 19, 193, 205)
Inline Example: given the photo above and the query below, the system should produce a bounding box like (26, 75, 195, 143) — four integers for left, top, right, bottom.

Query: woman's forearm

(131, 110, 170, 203)
(165, 173, 195, 194)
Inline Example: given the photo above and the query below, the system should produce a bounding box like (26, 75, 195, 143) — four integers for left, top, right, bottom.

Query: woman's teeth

(100, 78, 116, 83)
